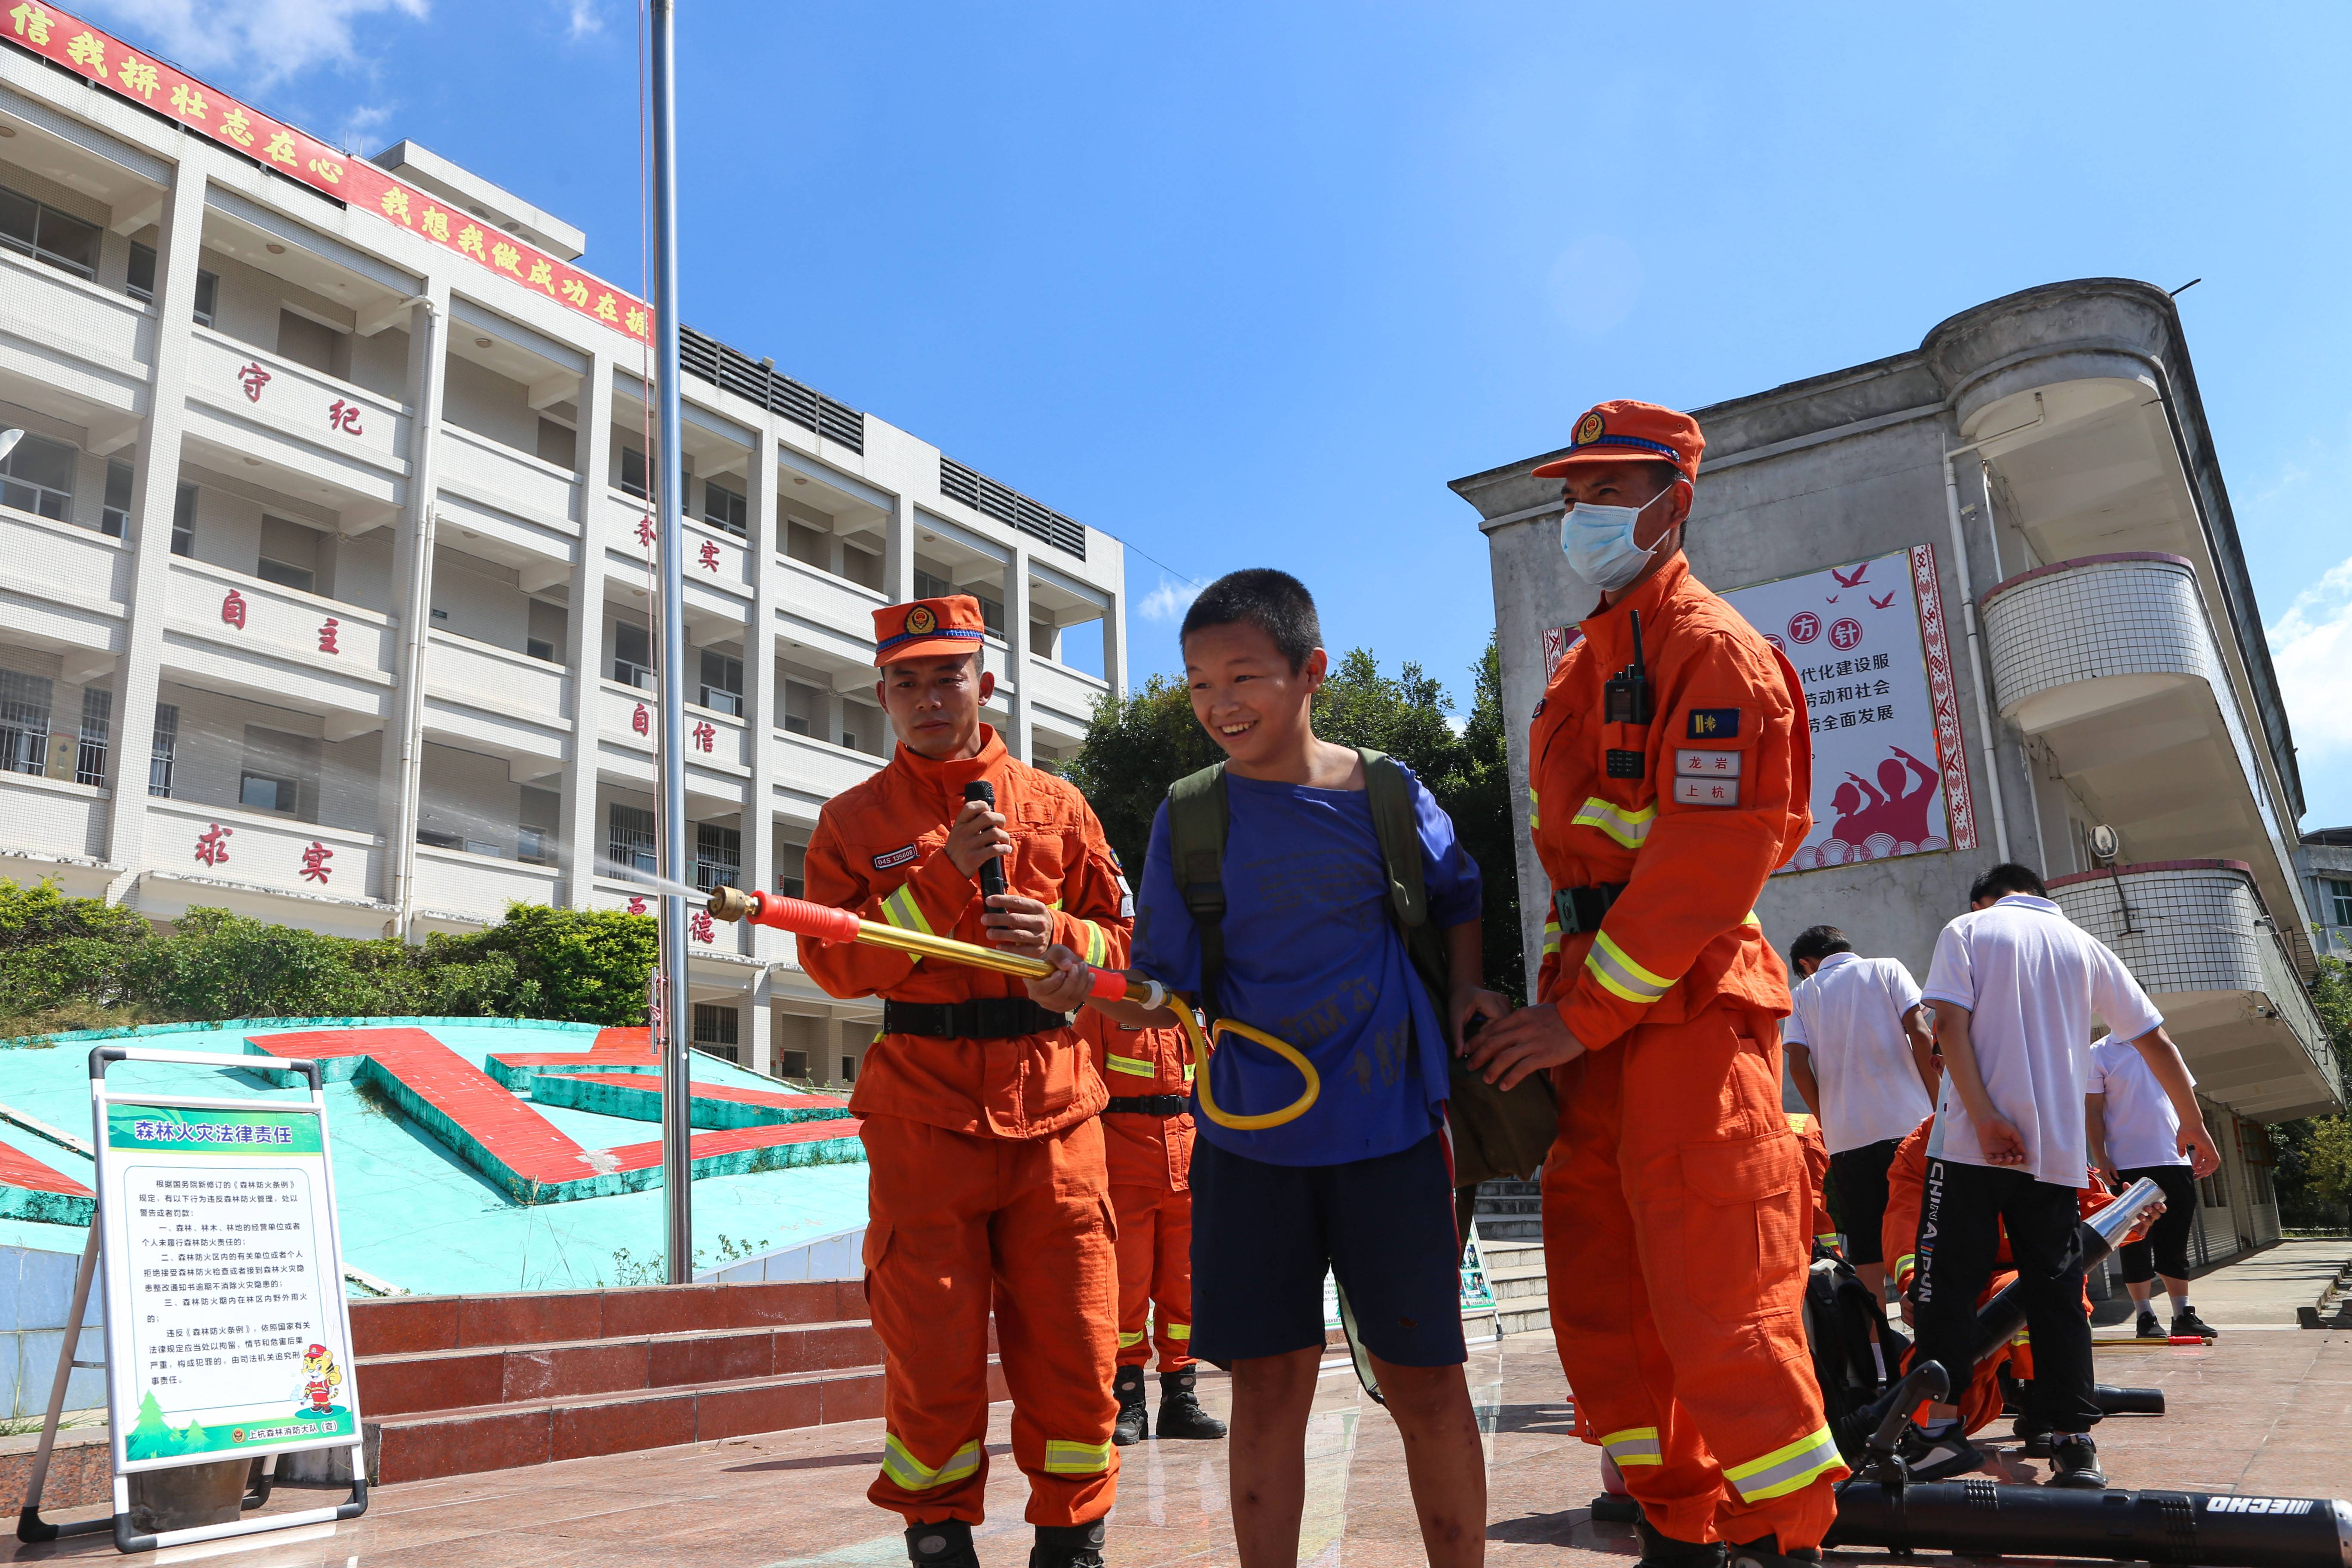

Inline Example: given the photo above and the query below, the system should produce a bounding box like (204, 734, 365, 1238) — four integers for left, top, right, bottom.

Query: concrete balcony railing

(776, 553, 886, 643)
(775, 729, 886, 801)
(2049, 861, 2341, 1120)
(163, 559, 396, 726)
(0, 773, 110, 862)
(184, 330, 411, 480)
(411, 843, 562, 927)
(0, 503, 134, 629)
(595, 681, 752, 772)
(0, 247, 153, 379)
(424, 631, 570, 728)
(1027, 658, 1109, 740)
(1981, 553, 2214, 733)
(141, 799, 388, 915)
(437, 424, 579, 527)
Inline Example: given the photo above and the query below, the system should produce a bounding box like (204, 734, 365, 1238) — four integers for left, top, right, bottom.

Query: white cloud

(85, 0, 429, 89)
(1139, 576, 1202, 623)
(336, 103, 394, 154)
(2267, 553, 2352, 763)
(560, 0, 602, 39)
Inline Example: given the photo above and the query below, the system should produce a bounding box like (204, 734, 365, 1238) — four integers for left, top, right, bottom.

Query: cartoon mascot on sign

(300, 1344, 342, 1415)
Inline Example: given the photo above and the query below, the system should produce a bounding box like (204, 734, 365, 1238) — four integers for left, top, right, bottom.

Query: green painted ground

(0, 1019, 869, 1297)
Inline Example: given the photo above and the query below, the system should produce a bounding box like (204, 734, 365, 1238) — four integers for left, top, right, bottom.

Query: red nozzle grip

(1086, 967, 1129, 1002)
(749, 892, 863, 945)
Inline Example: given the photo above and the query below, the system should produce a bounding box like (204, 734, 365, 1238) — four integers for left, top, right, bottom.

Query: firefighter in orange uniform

(1076, 1011, 1228, 1446)
(800, 595, 1130, 1568)
(1466, 401, 1845, 1568)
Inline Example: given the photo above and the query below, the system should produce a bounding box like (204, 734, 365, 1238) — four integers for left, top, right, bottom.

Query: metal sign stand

(17, 1047, 368, 1553)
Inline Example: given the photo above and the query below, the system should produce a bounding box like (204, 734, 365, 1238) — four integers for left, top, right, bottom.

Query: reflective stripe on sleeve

(1541, 916, 1562, 958)
(1724, 1424, 1842, 1501)
(1571, 796, 1656, 849)
(1042, 1438, 1112, 1475)
(1599, 1426, 1663, 1468)
(1585, 931, 1674, 1005)
(1815, 1232, 1840, 1247)
(1106, 1054, 1154, 1077)
(1075, 919, 1110, 967)
(1527, 786, 1541, 831)
(1893, 1252, 1916, 1278)
(881, 1434, 982, 1492)
(879, 883, 932, 935)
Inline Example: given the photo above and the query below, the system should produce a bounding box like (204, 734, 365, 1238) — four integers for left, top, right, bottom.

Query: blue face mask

(1560, 484, 1681, 592)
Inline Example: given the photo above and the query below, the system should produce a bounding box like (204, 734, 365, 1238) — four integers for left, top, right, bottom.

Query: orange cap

(872, 595, 988, 666)
(1531, 399, 1704, 485)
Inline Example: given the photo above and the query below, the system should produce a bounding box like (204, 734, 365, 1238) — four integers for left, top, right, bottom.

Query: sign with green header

(100, 1102, 359, 1467)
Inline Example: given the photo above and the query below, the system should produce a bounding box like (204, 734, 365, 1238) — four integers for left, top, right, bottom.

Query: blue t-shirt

(1130, 764, 1482, 1167)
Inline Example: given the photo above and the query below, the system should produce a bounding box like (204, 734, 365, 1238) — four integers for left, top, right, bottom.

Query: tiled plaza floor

(8, 1323, 2347, 1568)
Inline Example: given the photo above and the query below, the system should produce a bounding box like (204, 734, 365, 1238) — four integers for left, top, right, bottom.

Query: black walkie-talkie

(1603, 611, 1653, 779)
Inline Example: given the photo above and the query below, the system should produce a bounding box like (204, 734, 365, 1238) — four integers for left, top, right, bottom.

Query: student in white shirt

(1782, 925, 1938, 1311)
(1912, 864, 2214, 1491)
(2088, 1038, 2214, 1340)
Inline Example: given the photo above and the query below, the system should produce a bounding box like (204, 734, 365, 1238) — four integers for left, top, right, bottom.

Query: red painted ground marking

(607, 1118, 864, 1167)
(0, 1139, 92, 1197)
(527, 1071, 847, 1113)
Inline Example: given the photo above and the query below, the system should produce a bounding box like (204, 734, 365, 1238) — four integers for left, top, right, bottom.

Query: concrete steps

(346, 1278, 966, 1485)
(1473, 1180, 1549, 1335)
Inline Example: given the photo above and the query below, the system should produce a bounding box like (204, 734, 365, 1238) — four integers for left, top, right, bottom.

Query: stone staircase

(1472, 1179, 1550, 1336)
(343, 1277, 983, 1485)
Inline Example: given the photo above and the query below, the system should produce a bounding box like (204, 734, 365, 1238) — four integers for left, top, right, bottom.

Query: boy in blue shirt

(1028, 570, 1503, 1568)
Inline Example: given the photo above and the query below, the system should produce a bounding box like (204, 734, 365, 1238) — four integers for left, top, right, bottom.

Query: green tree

(1062, 673, 1223, 877)
(0, 878, 153, 1014)
(2270, 956, 2352, 1228)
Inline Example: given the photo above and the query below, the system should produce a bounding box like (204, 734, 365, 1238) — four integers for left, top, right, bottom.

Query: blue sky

(81, 0, 2352, 828)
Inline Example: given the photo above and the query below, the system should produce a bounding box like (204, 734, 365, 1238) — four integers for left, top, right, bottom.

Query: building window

(692, 1003, 739, 1061)
(75, 686, 110, 787)
(695, 822, 741, 894)
(149, 702, 178, 797)
(912, 567, 953, 602)
(518, 785, 560, 866)
(775, 839, 806, 899)
(101, 460, 132, 538)
(527, 638, 557, 663)
(702, 479, 747, 538)
(612, 622, 652, 688)
(2198, 1165, 2227, 1210)
(171, 484, 198, 557)
(0, 668, 53, 775)
(779, 1049, 809, 1080)
(239, 772, 297, 813)
(782, 678, 822, 737)
(785, 520, 829, 569)
(619, 445, 649, 499)
(2325, 877, 2352, 928)
(0, 185, 100, 280)
(0, 431, 76, 522)
(238, 727, 312, 818)
(256, 517, 319, 594)
(609, 802, 656, 876)
(841, 543, 883, 591)
(840, 1055, 857, 1083)
(698, 650, 743, 716)
(125, 242, 219, 324)
(974, 593, 1004, 638)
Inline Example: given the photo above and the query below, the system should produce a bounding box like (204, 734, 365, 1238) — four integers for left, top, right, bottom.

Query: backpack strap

(1165, 762, 1230, 1020)
(1359, 747, 1452, 1006)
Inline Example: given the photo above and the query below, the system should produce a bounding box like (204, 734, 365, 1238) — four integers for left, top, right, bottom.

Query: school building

(1455, 278, 2345, 1266)
(0, 10, 1128, 1086)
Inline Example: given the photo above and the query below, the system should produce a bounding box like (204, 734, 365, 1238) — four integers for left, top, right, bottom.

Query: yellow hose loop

(1176, 1008, 1319, 1131)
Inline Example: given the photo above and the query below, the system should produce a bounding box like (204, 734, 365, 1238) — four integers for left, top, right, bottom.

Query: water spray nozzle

(708, 885, 754, 923)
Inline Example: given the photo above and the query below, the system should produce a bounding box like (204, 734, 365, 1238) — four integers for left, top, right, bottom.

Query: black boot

(2049, 1433, 2108, 1489)
(1112, 1364, 1148, 1447)
(1634, 1518, 1725, 1568)
(1727, 1537, 1821, 1568)
(1155, 1368, 1227, 1439)
(905, 1521, 979, 1568)
(1030, 1519, 1106, 1568)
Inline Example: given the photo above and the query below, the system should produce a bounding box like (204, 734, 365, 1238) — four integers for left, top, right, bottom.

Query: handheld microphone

(963, 781, 1006, 901)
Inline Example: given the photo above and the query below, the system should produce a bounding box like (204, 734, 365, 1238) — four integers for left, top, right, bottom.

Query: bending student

(1031, 569, 1505, 1568)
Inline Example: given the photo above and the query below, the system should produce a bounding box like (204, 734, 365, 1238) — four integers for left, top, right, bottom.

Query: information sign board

(98, 1103, 359, 1470)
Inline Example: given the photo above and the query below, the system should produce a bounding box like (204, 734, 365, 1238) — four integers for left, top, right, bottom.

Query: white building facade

(0, 14, 1127, 1085)
(1455, 280, 2343, 1266)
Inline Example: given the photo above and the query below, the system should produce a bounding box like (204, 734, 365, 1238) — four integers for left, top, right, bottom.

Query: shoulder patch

(1686, 707, 1741, 740)
(871, 844, 918, 871)
(1531, 697, 1546, 720)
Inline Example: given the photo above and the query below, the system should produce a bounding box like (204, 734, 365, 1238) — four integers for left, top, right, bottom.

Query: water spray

(705, 886, 1319, 1130)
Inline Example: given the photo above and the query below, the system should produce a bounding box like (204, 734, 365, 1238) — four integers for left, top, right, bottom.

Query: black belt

(1106, 1095, 1188, 1117)
(1553, 882, 1628, 936)
(881, 998, 1071, 1040)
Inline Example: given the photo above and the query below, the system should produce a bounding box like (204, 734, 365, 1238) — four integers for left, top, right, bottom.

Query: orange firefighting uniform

(1077, 1011, 1198, 1372)
(1788, 1113, 1838, 1256)
(802, 724, 1132, 1528)
(1531, 551, 1847, 1550)
(1880, 1116, 2145, 1435)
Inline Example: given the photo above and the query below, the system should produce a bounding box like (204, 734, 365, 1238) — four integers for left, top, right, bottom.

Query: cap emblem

(1574, 411, 1606, 446)
(904, 605, 937, 636)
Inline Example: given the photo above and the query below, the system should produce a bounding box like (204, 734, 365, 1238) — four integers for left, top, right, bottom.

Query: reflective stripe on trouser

(1601, 1426, 1663, 1468)
(1111, 1180, 1197, 1372)
(1724, 1425, 1842, 1502)
(861, 1114, 1119, 1527)
(1541, 1002, 1846, 1550)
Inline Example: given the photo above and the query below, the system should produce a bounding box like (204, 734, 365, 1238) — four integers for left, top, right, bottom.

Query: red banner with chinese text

(3, 2, 651, 344)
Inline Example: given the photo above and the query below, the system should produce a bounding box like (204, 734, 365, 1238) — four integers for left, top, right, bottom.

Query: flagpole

(649, 0, 694, 1286)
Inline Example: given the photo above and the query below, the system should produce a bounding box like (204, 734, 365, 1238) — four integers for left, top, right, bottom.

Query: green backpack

(1164, 747, 1557, 1188)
